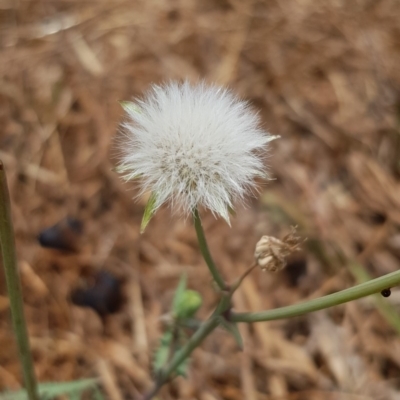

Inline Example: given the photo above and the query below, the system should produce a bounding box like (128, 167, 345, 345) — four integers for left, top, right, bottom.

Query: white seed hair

(117, 81, 276, 223)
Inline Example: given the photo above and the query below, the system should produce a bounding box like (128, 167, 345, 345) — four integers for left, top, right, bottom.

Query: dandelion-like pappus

(117, 81, 278, 230)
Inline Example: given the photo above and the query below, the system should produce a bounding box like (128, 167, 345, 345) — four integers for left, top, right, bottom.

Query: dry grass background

(1, 0, 400, 399)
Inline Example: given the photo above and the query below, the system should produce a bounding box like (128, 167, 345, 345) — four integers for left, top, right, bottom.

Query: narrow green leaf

(140, 192, 157, 234)
(92, 386, 106, 400)
(153, 330, 174, 373)
(175, 356, 189, 377)
(0, 379, 99, 400)
(174, 330, 190, 377)
(68, 392, 81, 400)
(219, 318, 243, 350)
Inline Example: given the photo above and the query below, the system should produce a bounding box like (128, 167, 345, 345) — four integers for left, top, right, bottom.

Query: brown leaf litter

(1, 0, 400, 399)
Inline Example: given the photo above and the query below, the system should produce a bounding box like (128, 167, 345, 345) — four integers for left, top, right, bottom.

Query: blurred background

(1, 0, 400, 399)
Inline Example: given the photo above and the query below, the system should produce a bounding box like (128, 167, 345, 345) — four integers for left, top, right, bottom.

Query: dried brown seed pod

(254, 227, 303, 272)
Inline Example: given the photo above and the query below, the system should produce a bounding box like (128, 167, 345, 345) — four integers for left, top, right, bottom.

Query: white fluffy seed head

(117, 81, 277, 223)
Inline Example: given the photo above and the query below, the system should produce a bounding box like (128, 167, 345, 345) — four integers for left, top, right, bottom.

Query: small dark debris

(370, 212, 387, 225)
(70, 271, 123, 317)
(38, 217, 83, 251)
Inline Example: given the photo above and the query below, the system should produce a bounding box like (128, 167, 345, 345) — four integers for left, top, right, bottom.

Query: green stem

(193, 208, 227, 290)
(231, 270, 400, 323)
(0, 162, 39, 400)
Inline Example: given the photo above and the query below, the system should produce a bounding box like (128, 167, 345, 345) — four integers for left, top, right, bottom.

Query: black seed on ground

(70, 271, 123, 316)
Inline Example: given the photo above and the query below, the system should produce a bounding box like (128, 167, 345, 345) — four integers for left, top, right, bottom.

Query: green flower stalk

(0, 161, 39, 400)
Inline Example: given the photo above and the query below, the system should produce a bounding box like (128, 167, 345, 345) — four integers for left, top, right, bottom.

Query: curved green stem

(0, 161, 39, 400)
(230, 270, 400, 323)
(193, 209, 227, 290)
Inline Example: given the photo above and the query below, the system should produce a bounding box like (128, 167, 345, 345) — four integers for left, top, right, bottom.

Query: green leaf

(174, 330, 190, 378)
(92, 386, 106, 400)
(175, 356, 189, 378)
(140, 192, 158, 234)
(153, 330, 174, 373)
(119, 101, 141, 114)
(219, 318, 243, 350)
(175, 362, 189, 377)
(0, 379, 100, 400)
